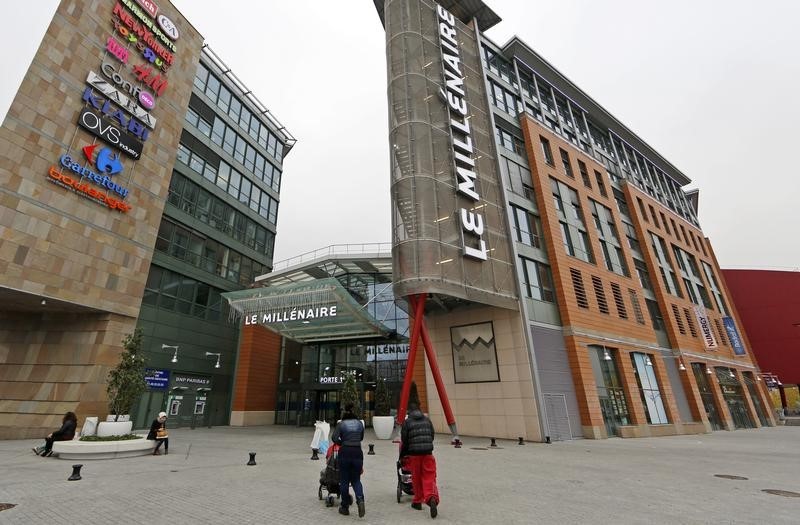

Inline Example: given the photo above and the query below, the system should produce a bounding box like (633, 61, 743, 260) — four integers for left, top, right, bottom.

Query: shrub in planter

(340, 371, 361, 419)
(106, 329, 147, 422)
(80, 434, 143, 442)
(372, 378, 394, 439)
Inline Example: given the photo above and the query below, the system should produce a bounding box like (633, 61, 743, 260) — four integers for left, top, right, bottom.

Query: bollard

(490, 438, 497, 447)
(367, 443, 375, 455)
(68, 464, 83, 481)
(310, 448, 320, 460)
(453, 439, 462, 448)
(247, 452, 257, 466)
(545, 436, 551, 444)
(518, 437, 525, 445)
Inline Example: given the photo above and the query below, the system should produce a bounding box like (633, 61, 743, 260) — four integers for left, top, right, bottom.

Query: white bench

(53, 434, 155, 460)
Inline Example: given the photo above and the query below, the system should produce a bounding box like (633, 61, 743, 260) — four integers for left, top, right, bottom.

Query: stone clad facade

(0, 0, 203, 439)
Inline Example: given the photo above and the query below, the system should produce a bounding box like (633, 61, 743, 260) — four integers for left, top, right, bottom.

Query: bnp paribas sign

(384, 0, 517, 310)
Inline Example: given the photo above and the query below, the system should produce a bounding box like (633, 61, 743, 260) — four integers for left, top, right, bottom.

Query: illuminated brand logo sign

(83, 144, 123, 175)
(243, 305, 339, 325)
(89, 70, 156, 129)
(54, 146, 130, 199)
(99, 62, 159, 105)
(77, 107, 143, 159)
(113, 2, 175, 71)
(47, 165, 132, 212)
(139, 91, 155, 110)
(157, 14, 179, 40)
(132, 63, 168, 97)
(82, 88, 150, 141)
(134, 0, 158, 18)
(106, 36, 129, 64)
(436, 5, 487, 261)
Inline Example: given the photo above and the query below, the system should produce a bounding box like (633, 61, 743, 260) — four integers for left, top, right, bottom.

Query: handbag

(156, 427, 168, 439)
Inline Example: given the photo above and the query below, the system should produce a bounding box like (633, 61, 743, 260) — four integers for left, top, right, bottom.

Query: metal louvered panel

(543, 393, 572, 441)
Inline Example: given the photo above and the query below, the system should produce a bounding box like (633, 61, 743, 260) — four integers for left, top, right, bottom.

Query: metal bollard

(490, 438, 497, 447)
(545, 436, 551, 444)
(367, 443, 375, 455)
(518, 437, 525, 445)
(68, 464, 83, 481)
(310, 448, 320, 460)
(247, 452, 257, 466)
(453, 438, 462, 448)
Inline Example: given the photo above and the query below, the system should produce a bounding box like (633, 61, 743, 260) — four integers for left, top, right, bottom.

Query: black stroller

(318, 444, 341, 507)
(396, 456, 414, 503)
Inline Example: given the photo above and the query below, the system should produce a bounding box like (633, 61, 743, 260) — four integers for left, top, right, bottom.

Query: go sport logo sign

(46, 144, 133, 213)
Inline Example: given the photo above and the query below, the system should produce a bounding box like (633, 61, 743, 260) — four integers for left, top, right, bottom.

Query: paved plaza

(1, 425, 798, 524)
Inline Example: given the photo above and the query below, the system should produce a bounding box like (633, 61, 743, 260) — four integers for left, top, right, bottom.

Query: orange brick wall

(232, 325, 281, 412)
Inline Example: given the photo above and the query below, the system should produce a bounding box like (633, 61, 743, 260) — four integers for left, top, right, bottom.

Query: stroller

(318, 443, 341, 507)
(396, 456, 414, 503)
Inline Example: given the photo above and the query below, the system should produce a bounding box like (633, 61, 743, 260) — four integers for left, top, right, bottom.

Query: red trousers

(407, 454, 439, 505)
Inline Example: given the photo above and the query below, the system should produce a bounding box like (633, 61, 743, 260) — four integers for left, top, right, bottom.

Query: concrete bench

(53, 434, 155, 460)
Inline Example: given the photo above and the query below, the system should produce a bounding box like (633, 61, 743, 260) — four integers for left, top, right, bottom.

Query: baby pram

(396, 456, 414, 503)
(318, 443, 341, 507)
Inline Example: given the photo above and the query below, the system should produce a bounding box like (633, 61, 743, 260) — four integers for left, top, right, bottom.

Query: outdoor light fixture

(756, 375, 761, 381)
(40, 299, 46, 306)
(645, 355, 653, 367)
(678, 360, 686, 371)
(603, 349, 612, 361)
(706, 367, 713, 375)
(162, 344, 179, 363)
(205, 352, 221, 369)
(729, 370, 735, 379)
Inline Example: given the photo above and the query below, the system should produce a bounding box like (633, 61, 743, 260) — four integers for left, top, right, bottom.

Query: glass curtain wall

(589, 346, 630, 436)
(716, 368, 754, 429)
(691, 363, 724, 430)
(630, 353, 668, 424)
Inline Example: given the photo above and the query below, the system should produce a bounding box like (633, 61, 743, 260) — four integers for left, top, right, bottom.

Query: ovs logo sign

(83, 144, 123, 175)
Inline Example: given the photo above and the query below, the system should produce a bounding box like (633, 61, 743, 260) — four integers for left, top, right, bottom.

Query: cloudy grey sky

(3, 1, 799, 270)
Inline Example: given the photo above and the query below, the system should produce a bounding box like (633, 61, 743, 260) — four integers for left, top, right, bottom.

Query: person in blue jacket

(331, 404, 366, 517)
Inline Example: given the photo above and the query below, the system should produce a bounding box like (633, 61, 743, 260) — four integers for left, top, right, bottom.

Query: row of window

(194, 62, 284, 163)
(177, 141, 279, 225)
(167, 172, 276, 259)
(156, 217, 269, 287)
(636, 195, 708, 257)
(570, 267, 646, 324)
(482, 43, 699, 225)
(142, 264, 225, 321)
(185, 105, 282, 193)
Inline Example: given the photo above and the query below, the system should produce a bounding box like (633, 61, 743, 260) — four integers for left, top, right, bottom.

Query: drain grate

(762, 489, 800, 498)
(714, 474, 749, 480)
(470, 447, 488, 450)
(0, 503, 17, 512)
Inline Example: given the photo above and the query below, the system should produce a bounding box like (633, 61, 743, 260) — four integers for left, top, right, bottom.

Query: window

(650, 233, 681, 297)
(511, 205, 541, 248)
(647, 299, 665, 331)
(630, 353, 668, 424)
(560, 149, 573, 178)
(634, 259, 653, 291)
(578, 160, 591, 189)
(590, 199, 628, 277)
(540, 136, 554, 165)
(613, 188, 630, 217)
(702, 261, 727, 315)
(594, 170, 607, 198)
(519, 257, 555, 302)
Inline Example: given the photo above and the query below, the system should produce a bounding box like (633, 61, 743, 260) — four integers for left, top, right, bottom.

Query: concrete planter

(97, 421, 133, 437)
(372, 416, 395, 439)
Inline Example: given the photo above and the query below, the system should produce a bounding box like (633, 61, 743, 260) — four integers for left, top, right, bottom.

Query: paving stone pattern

(1, 426, 798, 524)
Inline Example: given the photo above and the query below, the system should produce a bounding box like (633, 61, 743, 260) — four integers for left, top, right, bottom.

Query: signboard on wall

(173, 374, 212, 389)
(722, 317, 746, 356)
(450, 321, 500, 383)
(384, 0, 517, 309)
(693, 306, 718, 350)
(145, 368, 170, 389)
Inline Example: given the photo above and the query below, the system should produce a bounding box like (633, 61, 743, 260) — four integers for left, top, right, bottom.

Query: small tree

(340, 371, 361, 419)
(107, 329, 147, 421)
(374, 377, 391, 417)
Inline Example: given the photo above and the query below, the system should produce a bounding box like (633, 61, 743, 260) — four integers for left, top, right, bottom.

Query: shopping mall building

(0, 0, 293, 439)
(1, 0, 776, 440)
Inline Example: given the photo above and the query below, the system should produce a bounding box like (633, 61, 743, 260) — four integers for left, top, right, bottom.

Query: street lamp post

(161, 344, 179, 363)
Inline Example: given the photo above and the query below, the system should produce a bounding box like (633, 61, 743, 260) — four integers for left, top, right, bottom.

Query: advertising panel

(723, 317, 747, 356)
(693, 306, 718, 350)
(450, 321, 500, 383)
(384, 0, 517, 309)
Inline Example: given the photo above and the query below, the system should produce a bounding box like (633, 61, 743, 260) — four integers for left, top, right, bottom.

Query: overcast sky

(3, 1, 799, 270)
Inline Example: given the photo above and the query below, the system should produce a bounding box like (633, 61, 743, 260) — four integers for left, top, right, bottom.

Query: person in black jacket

(146, 411, 169, 455)
(331, 404, 366, 517)
(33, 411, 77, 457)
(400, 403, 439, 518)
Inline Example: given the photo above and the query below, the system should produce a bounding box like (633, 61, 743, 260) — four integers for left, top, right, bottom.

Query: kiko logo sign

(77, 107, 143, 159)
